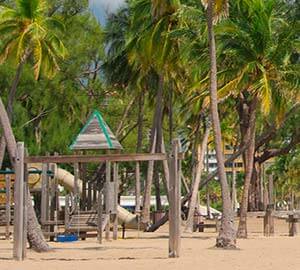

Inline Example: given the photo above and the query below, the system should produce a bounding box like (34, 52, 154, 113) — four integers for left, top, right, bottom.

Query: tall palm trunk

(154, 165, 162, 210)
(142, 129, 156, 224)
(0, 63, 24, 168)
(231, 161, 238, 211)
(142, 75, 164, 224)
(207, 0, 236, 248)
(0, 97, 51, 252)
(237, 98, 257, 238)
(185, 124, 210, 232)
(168, 86, 173, 144)
(135, 92, 145, 213)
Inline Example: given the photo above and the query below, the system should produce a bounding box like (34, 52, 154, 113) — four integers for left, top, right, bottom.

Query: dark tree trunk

(249, 161, 264, 211)
(237, 96, 257, 238)
(207, 1, 236, 248)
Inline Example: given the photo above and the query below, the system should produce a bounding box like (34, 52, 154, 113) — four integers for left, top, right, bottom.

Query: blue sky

(89, 0, 126, 25)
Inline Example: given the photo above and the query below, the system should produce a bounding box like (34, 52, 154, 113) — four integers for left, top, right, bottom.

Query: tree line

(0, 0, 299, 250)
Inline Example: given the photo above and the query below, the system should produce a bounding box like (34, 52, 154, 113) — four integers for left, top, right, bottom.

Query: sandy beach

(1, 217, 300, 270)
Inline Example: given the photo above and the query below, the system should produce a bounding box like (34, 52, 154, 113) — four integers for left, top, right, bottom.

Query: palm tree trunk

(237, 98, 257, 238)
(0, 63, 24, 168)
(168, 86, 173, 144)
(231, 161, 238, 212)
(207, 0, 236, 248)
(155, 75, 164, 154)
(116, 95, 136, 136)
(154, 165, 162, 211)
(161, 136, 170, 196)
(0, 97, 51, 252)
(135, 92, 145, 213)
(136, 92, 145, 152)
(142, 129, 156, 224)
(0, 136, 6, 168)
(142, 75, 164, 224)
(185, 124, 210, 232)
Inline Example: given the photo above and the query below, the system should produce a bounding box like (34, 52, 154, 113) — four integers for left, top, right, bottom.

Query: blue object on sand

(56, 234, 78, 242)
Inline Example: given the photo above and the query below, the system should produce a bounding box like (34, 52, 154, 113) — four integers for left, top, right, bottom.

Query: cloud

(90, 0, 125, 14)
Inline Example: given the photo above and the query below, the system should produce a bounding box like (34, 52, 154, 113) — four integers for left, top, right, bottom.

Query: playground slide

(52, 166, 141, 230)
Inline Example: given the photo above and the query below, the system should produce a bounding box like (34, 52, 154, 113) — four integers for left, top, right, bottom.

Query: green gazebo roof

(69, 110, 123, 151)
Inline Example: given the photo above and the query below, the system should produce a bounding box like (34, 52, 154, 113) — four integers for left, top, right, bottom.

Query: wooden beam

(65, 195, 70, 231)
(80, 163, 87, 210)
(87, 181, 92, 210)
(74, 163, 79, 213)
(113, 163, 118, 240)
(25, 153, 183, 164)
(135, 162, 141, 214)
(169, 139, 181, 258)
(22, 155, 28, 259)
(105, 161, 112, 241)
(97, 190, 103, 244)
(13, 142, 25, 261)
(41, 163, 49, 226)
(49, 163, 58, 241)
(5, 171, 11, 240)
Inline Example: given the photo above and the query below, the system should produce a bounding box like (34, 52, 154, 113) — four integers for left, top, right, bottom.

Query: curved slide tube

(53, 166, 140, 230)
(26, 164, 140, 229)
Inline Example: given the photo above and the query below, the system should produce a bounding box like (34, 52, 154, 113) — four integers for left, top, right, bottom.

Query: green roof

(70, 110, 123, 151)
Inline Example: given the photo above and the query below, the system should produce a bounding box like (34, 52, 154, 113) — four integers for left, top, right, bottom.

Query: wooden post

(80, 163, 87, 210)
(135, 162, 141, 214)
(65, 194, 70, 231)
(74, 163, 80, 212)
(135, 161, 141, 235)
(206, 184, 211, 219)
(93, 182, 97, 207)
(105, 161, 112, 241)
(41, 163, 49, 226)
(22, 158, 28, 259)
(5, 171, 11, 240)
(263, 204, 274, 237)
(169, 139, 181, 258)
(288, 214, 298, 237)
(87, 181, 92, 210)
(268, 174, 274, 205)
(97, 190, 103, 244)
(13, 142, 25, 261)
(113, 162, 119, 240)
(50, 163, 57, 241)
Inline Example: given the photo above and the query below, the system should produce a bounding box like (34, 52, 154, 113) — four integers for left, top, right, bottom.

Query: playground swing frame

(10, 139, 182, 261)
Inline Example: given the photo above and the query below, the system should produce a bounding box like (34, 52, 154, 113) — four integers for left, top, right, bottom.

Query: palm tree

(0, 0, 66, 252)
(126, 0, 182, 224)
(0, 0, 66, 165)
(217, 0, 299, 238)
(219, 0, 298, 238)
(201, 0, 236, 247)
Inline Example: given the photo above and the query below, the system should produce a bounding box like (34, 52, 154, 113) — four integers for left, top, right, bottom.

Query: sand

(1, 217, 300, 270)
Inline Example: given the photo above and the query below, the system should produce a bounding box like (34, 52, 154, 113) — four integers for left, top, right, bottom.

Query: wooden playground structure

(0, 110, 299, 262)
(6, 139, 182, 261)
